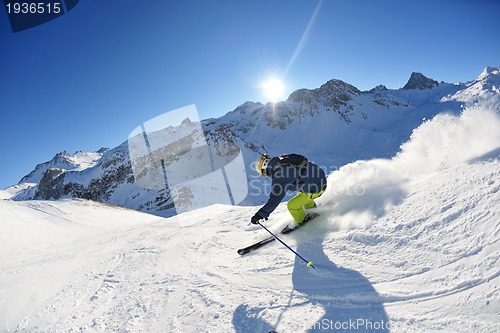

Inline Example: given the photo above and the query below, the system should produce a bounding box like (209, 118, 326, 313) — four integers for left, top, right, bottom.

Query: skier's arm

(256, 179, 287, 219)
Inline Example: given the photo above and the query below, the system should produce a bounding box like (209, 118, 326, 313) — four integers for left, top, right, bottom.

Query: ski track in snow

(1, 107, 499, 332)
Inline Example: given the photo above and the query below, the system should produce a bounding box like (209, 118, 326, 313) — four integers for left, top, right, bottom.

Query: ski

(237, 214, 320, 255)
(281, 213, 319, 234)
(237, 235, 275, 255)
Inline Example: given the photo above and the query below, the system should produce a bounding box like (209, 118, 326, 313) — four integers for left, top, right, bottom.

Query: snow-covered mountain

(1, 103, 498, 332)
(5, 67, 500, 217)
(8, 150, 108, 201)
(19, 149, 107, 184)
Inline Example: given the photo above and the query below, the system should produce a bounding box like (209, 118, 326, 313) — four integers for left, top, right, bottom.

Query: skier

(251, 153, 327, 227)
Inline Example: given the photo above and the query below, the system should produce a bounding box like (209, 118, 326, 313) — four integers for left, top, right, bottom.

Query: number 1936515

(5, 2, 62, 14)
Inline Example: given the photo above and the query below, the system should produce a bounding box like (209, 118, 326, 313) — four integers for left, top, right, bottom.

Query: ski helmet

(256, 154, 271, 177)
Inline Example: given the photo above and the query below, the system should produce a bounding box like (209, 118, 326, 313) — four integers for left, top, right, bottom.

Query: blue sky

(1, 0, 499, 189)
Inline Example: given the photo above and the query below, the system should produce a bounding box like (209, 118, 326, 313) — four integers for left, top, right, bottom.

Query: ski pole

(257, 221, 315, 269)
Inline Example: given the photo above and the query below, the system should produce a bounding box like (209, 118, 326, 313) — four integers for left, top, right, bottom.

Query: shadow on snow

(232, 230, 390, 332)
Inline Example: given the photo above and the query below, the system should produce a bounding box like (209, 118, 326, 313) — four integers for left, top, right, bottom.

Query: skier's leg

(305, 190, 325, 209)
(304, 194, 316, 209)
(287, 192, 314, 223)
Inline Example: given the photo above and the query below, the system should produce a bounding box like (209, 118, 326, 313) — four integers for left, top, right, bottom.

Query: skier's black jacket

(257, 156, 327, 219)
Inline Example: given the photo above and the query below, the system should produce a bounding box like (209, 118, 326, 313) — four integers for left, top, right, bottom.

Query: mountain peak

(368, 85, 389, 93)
(287, 79, 361, 104)
(477, 66, 499, 81)
(181, 117, 193, 127)
(403, 72, 439, 90)
(18, 150, 104, 184)
(319, 79, 362, 96)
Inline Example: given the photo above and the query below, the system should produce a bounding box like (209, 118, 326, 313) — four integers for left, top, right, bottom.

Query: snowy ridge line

(4, 67, 499, 218)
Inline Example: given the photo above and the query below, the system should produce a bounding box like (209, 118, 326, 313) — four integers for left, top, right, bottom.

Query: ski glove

(251, 212, 267, 224)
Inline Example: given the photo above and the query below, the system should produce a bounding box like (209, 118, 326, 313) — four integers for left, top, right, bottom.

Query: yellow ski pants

(287, 190, 325, 223)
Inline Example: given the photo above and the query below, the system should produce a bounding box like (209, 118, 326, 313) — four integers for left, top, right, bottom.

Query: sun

(261, 77, 285, 102)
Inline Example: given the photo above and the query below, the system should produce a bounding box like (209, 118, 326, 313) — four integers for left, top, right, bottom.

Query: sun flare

(261, 77, 285, 102)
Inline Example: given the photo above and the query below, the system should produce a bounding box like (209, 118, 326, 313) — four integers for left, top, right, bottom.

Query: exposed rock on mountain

(403, 72, 439, 90)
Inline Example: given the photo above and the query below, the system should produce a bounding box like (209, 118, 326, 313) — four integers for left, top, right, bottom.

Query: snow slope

(0, 106, 499, 332)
